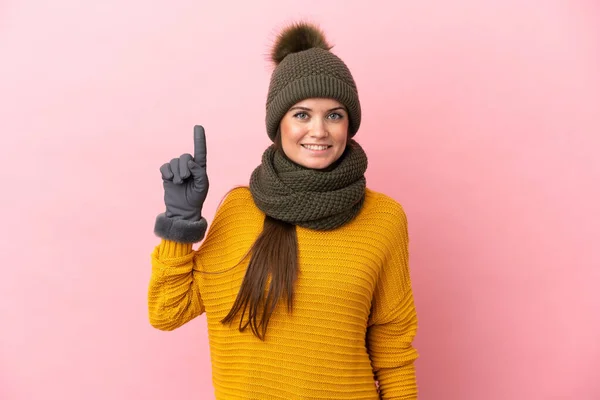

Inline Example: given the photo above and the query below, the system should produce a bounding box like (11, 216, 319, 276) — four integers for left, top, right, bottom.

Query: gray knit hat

(265, 22, 361, 142)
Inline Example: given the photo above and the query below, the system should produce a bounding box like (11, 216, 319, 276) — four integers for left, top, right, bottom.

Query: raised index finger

(193, 125, 206, 168)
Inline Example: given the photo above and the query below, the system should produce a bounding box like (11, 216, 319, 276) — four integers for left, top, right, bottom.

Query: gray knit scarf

(249, 140, 368, 230)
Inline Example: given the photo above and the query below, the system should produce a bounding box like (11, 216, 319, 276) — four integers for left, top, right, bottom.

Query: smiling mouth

(301, 144, 332, 151)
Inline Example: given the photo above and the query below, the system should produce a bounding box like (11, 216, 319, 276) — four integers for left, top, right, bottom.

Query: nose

(309, 117, 328, 138)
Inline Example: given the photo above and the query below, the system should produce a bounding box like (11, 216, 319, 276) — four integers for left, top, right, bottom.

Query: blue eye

(293, 112, 309, 119)
(328, 112, 343, 120)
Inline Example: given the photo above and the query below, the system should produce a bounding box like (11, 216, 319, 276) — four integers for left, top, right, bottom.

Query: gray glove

(154, 125, 209, 243)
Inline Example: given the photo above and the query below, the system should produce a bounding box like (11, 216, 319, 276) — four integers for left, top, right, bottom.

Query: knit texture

(265, 47, 361, 141)
(249, 140, 367, 230)
(148, 187, 418, 399)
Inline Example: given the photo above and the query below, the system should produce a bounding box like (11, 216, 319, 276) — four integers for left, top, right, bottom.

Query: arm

(148, 240, 205, 331)
(148, 125, 209, 331)
(367, 202, 419, 399)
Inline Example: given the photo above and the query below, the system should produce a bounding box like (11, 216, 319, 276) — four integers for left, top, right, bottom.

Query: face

(279, 98, 349, 170)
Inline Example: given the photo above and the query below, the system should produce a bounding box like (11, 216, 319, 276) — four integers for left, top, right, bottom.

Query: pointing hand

(159, 125, 210, 222)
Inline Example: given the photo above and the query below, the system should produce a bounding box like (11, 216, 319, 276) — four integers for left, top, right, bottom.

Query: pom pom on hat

(270, 22, 332, 65)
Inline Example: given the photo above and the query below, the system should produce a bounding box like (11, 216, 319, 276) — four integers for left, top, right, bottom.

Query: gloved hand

(154, 125, 209, 243)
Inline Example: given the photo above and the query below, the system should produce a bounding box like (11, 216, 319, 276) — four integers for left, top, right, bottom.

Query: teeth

(303, 145, 329, 151)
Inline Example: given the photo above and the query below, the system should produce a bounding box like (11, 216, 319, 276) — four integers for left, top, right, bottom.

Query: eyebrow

(289, 106, 347, 112)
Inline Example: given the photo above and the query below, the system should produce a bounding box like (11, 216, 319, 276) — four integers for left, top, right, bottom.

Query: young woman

(148, 22, 419, 399)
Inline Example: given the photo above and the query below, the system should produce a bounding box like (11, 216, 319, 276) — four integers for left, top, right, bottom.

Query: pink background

(1, 0, 599, 399)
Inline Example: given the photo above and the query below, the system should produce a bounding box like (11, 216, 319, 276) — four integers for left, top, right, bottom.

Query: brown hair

(220, 131, 299, 341)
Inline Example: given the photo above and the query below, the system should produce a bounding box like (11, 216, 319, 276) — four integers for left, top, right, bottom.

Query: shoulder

(214, 186, 256, 213)
(220, 185, 253, 203)
(357, 188, 410, 249)
(361, 189, 411, 271)
(363, 188, 408, 225)
(201, 186, 262, 247)
(210, 185, 262, 224)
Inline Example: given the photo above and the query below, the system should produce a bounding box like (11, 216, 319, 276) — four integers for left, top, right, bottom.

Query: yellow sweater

(148, 187, 418, 399)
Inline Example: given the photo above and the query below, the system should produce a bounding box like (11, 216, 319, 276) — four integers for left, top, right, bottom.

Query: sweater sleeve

(366, 201, 419, 399)
(147, 187, 250, 331)
(147, 239, 205, 331)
